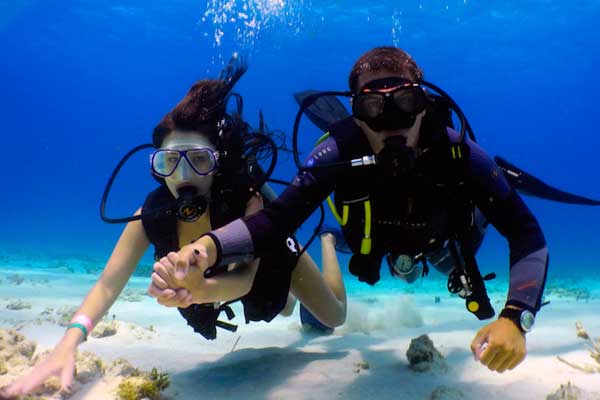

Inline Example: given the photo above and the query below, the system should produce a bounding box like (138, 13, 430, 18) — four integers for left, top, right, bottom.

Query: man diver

(163, 46, 550, 373)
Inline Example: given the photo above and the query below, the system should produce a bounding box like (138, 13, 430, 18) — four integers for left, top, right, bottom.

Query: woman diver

(0, 58, 346, 398)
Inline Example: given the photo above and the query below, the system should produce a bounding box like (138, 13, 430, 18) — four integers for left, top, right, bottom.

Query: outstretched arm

(0, 209, 150, 397)
(173, 136, 343, 279)
(461, 135, 548, 373)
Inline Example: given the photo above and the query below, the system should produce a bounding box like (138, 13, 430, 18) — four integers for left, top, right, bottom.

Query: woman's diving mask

(100, 144, 219, 224)
(150, 147, 219, 177)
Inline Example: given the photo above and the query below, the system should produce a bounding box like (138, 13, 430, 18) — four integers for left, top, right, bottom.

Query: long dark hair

(151, 57, 275, 214)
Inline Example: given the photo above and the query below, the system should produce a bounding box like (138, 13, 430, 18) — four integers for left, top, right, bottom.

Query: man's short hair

(348, 46, 424, 92)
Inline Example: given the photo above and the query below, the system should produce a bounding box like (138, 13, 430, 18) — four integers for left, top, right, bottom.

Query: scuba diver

(166, 46, 600, 374)
(0, 58, 346, 398)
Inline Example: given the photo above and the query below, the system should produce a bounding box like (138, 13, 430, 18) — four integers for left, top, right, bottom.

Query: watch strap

(499, 307, 527, 334)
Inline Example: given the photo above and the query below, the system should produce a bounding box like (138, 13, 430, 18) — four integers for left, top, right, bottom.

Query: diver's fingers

(12, 358, 59, 395)
(471, 329, 489, 361)
(174, 248, 194, 280)
(59, 355, 75, 392)
(183, 293, 194, 307)
(506, 349, 526, 371)
(174, 288, 191, 305)
(166, 252, 178, 270)
(496, 352, 516, 373)
(0, 382, 23, 399)
(147, 284, 176, 301)
(153, 260, 173, 281)
(479, 343, 499, 366)
(488, 349, 511, 372)
(151, 272, 169, 290)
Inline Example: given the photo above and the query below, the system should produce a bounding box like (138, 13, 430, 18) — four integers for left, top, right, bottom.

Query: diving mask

(151, 147, 219, 178)
(352, 77, 427, 132)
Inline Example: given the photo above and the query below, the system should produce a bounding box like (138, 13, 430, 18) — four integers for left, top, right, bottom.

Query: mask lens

(185, 148, 217, 175)
(152, 149, 181, 177)
(393, 86, 426, 114)
(354, 93, 385, 119)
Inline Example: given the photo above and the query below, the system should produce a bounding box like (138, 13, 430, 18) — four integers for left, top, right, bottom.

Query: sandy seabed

(1, 262, 599, 400)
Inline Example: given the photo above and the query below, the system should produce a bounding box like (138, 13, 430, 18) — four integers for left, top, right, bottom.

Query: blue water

(1, 0, 599, 281)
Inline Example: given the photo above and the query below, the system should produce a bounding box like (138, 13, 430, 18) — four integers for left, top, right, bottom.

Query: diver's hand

(174, 237, 215, 280)
(148, 252, 214, 305)
(148, 253, 193, 308)
(0, 340, 77, 398)
(471, 318, 526, 373)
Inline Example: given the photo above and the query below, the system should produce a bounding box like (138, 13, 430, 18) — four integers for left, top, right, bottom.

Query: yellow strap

(326, 196, 348, 226)
(315, 132, 331, 146)
(360, 200, 372, 254)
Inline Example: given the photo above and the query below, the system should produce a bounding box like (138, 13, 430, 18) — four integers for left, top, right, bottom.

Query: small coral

(121, 289, 144, 302)
(91, 320, 118, 338)
(106, 358, 140, 377)
(0, 356, 7, 375)
(6, 300, 32, 310)
(56, 305, 79, 327)
(546, 381, 600, 400)
(116, 367, 170, 400)
(74, 351, 105, 383)
(546, 286, 591, 302)
(406, 334, 448, 373)
(557, 322, 600, 373)
(0, 329, 37, 370)
(431, 385, 465, 400)
(7, 274, 24, 285)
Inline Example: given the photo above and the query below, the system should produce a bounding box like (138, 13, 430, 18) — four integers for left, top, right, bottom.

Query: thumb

(174, 249, 195, 280)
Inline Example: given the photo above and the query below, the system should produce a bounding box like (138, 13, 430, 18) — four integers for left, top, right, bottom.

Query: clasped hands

(147, 244, 210, 308)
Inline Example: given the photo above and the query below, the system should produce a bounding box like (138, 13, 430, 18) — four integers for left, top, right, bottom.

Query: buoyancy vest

(323, 110, 495, 319)
(141, 185, 299, 338)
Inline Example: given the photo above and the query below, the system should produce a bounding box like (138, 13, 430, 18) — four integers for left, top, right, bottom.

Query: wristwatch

(499, 307, 535, 333)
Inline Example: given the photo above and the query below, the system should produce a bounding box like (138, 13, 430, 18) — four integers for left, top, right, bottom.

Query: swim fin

(294, 90, 350, 132)
(495, 156, 600, 205)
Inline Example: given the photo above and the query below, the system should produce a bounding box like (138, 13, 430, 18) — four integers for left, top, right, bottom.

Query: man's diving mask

(352, 77, 427, 132)
(150, 147, 219, 178)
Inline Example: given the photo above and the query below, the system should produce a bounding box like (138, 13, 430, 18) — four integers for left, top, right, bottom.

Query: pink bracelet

(70, 314, 93, 334)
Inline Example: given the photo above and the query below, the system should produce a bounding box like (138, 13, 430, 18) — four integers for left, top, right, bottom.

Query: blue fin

(294, 90, 350, 132)
(495, 156, 600, 205)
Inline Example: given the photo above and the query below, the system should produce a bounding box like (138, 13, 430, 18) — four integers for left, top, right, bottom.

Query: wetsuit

(207, 117, 549, 315)
(141, 185, 299, 339)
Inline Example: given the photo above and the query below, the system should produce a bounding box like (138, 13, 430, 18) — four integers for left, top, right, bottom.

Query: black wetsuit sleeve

(465, 137, 549, 314)
(209, 136, 341, 264)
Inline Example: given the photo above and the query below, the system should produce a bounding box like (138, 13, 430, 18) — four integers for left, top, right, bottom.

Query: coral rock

(6, 300, 32, 310)
(74, 351, 105, 383)
(107, 358, 140, 378)
(91, 321, 118, 338)
(546, 382, 600, 400)
(406, 334, 448, 373)
(431, 385, 465, 400)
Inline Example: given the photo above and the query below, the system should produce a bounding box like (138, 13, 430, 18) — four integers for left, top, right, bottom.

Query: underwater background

(1, 0, 599, 285)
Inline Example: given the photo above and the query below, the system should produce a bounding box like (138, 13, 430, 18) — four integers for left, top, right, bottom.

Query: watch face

(520, 310, 535, 332)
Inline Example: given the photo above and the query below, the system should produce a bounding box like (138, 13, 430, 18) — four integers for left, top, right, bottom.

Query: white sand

(1, 268, 599, 400)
